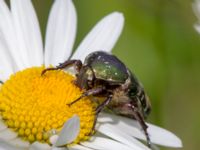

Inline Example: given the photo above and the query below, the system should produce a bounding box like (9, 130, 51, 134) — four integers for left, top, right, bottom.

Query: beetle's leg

(95, 95, 113, 124)
(95, 95, 113, 114)
(67, 86, 105, 106)
(132, 107, 151, 148)
(88, 95, 113, 135)
(0, 81, 3, 84)
(41, 60, 82, 75)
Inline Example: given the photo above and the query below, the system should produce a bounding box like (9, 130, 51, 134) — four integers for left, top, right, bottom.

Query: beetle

(42, 51, 152, 147)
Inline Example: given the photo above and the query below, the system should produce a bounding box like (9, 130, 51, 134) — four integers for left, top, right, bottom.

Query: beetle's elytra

(42, 51, 152, 147)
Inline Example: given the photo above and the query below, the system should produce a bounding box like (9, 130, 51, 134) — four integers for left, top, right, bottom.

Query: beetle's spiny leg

(0, 80, 3, 84)
(41, 60, 82, 76)
(95, 95, 112, 114)
(93, 95, 113, 131)
(86, 113, 98, 136)
(132, 108, 151, 148)
(87, 95, 113, 136)
(67, 86, 105, 106)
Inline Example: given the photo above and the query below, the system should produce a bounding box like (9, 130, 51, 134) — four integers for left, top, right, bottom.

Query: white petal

(52, 147, 68, 150)
(98, 113, 182, 148)
(29, 142, 51, 150)
(193, 0, 200, 20)
(45, 0, 77, 66)
(10, 0, 43, 66)
(151, 144, 160, 150)
(50, 135, 59, 145)
(0, 0, 25, 70)
(81, 137, 134, 150)
(72, 12, 124, 61)
(97, 123, 150, 150)
(0, 128, 17, 140)
(55, 115, 80, 147)
(194, 24, 200, 33)
(9, 138, 30, 149)
(0, 140, 22, 150)
(146, 123, 182, 148)
(192, 1, 200, 33)
(0, 41, 13, 81)
(70, 145, 93, 150)
(0, 120, 7, 131)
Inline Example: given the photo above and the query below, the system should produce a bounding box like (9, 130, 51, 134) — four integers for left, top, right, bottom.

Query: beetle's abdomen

(84, 51, 128, 83)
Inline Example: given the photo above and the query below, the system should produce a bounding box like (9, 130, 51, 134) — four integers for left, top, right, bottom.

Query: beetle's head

(75, 66, 94, 90)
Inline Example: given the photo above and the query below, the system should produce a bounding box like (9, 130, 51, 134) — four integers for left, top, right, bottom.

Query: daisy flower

(0, 0, 182, 150)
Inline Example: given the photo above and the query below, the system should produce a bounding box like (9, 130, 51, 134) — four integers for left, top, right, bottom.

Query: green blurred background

(32, 0, 200, 149)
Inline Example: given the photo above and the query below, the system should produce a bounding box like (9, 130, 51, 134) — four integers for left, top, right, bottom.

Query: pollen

(0, 67, 96, 144)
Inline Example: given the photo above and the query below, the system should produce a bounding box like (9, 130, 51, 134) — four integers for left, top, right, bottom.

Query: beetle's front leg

(0, 81, 3, 84)
(41, 60, 82, 75)
(67, 86, 105, 106)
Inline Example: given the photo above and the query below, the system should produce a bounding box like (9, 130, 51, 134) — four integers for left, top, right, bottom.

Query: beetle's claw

(66, 99, 80, 107)
(146, 136, 151, 148)
(41, 70, 47, 76)
(66, 103, 72, 107)
(87, 128, 96, 136)
(41, 68, 57, 76)
(66, 100, 78, 107)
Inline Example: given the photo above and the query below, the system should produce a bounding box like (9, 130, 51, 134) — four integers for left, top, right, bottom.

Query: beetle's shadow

(0, 81, 3, 85)
(96, 108, 141, 131)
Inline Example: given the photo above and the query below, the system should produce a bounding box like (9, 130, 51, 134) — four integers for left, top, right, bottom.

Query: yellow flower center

(0, 67, 95, 144)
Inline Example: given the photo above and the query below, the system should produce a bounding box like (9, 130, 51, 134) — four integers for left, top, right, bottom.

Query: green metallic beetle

(42, 51, 152, 147)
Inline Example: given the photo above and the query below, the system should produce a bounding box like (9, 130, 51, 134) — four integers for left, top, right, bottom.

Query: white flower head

(0, 0, 182, 150)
